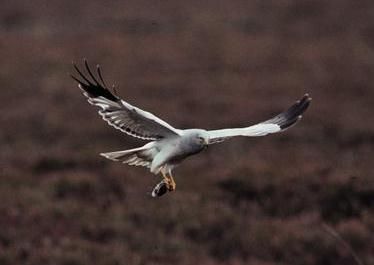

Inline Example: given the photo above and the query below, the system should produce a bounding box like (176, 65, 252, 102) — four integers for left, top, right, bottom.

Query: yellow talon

(161, 171, 176, 192)
(168, 174, 176, 191)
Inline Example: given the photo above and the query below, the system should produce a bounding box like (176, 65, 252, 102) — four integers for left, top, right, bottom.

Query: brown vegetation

(0, 0, 373, 264)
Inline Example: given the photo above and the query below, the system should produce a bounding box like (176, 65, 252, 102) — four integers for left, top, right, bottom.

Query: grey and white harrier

(72, 60, 311, 197)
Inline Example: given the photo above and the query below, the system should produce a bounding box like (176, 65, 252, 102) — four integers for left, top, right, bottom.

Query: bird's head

(193, 130, 210, 148)
(182, 129, 210, 152)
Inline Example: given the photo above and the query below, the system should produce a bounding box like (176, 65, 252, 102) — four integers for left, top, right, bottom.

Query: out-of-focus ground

(1, 1, 373, 264)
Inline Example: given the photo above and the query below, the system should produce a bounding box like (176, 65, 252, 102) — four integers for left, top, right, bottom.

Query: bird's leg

(161, 170, 173, 191)
(156, 167, 175, 191)
(166, 170, 176, 192)
(161, 170, 168, 183)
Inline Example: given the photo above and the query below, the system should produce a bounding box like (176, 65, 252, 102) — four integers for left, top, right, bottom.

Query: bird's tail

(100, 148, 144, 161)
(100, 142, 155, 167)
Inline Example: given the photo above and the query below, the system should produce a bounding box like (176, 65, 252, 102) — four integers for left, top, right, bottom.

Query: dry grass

(0, 0, 373, 264)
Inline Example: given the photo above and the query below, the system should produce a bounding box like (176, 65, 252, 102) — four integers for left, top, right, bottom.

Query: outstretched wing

(71, 60, 181, 141)
(208, 94, 311, 144)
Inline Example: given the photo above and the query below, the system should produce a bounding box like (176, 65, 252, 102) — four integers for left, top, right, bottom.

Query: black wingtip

(281, 93, 311, 129)
(303, 93, 312, 103)
(71, 59, 119, 102)
(96, 64, 108, 88)
(264, 93, 311, 130)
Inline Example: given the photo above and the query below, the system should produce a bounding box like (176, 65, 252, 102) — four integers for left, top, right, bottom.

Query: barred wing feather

(71, 60, 181, 141)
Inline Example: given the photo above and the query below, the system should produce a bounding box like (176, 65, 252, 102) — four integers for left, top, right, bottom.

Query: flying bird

(71, 60, 311, 197)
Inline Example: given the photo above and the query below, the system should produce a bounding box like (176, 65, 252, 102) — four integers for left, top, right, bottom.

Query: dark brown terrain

(1, 1, 373, 264)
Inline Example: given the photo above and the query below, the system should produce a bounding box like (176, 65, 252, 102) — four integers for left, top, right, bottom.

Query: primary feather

(71, 59, 181, 141)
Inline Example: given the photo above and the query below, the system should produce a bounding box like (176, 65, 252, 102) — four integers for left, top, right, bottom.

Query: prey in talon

(151, 180, 168, 197)
(72, 60, 311, 198)
(151, 169, 176, 197)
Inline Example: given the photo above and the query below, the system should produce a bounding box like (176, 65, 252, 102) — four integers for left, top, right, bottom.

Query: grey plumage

(72, 60, 311, 196)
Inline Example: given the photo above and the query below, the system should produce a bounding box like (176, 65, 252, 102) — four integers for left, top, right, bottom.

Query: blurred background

(1, 1, 373, 264)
